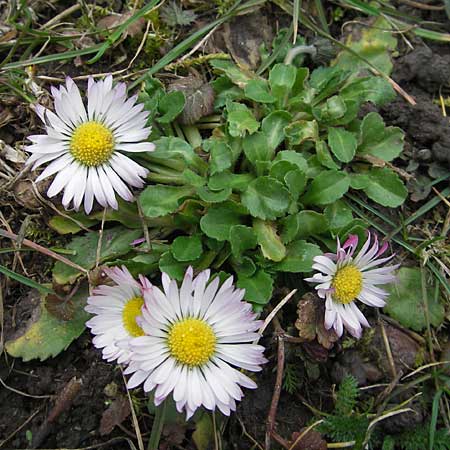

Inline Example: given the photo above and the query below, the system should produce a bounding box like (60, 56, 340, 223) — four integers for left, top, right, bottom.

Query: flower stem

(147, 399, 168, 450)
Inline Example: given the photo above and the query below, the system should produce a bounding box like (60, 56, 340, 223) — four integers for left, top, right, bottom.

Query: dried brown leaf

(168, 75, 214, 125)
(100, 395, 131, 436)
(290, 428, 327, 450)
(98, 12, 145, 38)
(295, 293, 317, 341)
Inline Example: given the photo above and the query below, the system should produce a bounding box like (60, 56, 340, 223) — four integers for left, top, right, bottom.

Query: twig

(379, 317, 397, 379)
(257, 289, 297, 340)
(265, 331, 285, 450)
(0, 377, 52, 399)
(121, 368, 145, 450)
(95, 208, 107, 269)
(237, 415, 264, 450)
(31, 377, 83, 448)
(137, 198, 152, 251)
(0, 228, 89, 274)
(288, 420, 324, 450)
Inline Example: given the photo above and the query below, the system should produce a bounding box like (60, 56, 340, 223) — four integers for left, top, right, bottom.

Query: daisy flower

(305, 233, 398, 339)
(85, 266, 152, 364)
(25, 75, 154, 213)
(125, 267, 267, 419)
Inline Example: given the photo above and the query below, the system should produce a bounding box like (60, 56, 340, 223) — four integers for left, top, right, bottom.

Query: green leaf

(341, 76, 396, 107)
(159, 251, 191, 281)
(140, 185, 194, 218)
(384, 268, 445, 331)
(5, 285, 90, 361)
(193, 413, 213, 450)
(274, 240, 322, 273)
(241, 177, 290, 220)
(324, 200, 353, 233)
(208, 171, 255, 192)
(284, 169, 307, 201)
(349, 173, 370, 190)
(231, 256, 256, 277)
(226, 101, 259, 137)
(281, 211, 329, 243)
(244, 79, 275, 103)
(285, 120, 318, 145)
(48, 216, 85, 235)
(230, 225, 257, 260)
(316, 140, 340, 170)
(204, 138, 232, 175)
(182, 169, 205, 187)
(210, 59, 253, 87)
(253, 219, 286, 262)
(171, 235, 203, 261)
(302, 170, 350, 205)
(269, 63, 297, 100)
(151, 136, 197, 164)
(52, 227, 141, 285)
(328, 127, 357, 163)
(200, 204, 243, 241)
(157, 90, 185, 123)
(274, 150, 308, 172)
(269, 160, 298, 182)
(363, 168, 407, 207)
(358, 112, 404, 161)
(243, 132, 273, 166)
(196, 186, 231, 203)
(237, 270, 274, 304)
(333, 17, 397, 75)
(261, 110, 292, 151)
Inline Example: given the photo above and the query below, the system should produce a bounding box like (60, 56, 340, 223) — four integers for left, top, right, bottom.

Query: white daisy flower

(85, 266, 152, 364)
(25, 75, 155, 213)
(125, 267, 267, 419)
(305, 233, 398, 339)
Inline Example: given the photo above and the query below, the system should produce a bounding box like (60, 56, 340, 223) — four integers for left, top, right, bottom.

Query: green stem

(147, 399, 168, 450)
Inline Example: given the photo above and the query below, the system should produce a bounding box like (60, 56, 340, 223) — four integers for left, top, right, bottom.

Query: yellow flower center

(331, 265, 363, 304)
(122, 296, 145, 337)
(167, 318, 216, 366)
(70, 121, 114, 166)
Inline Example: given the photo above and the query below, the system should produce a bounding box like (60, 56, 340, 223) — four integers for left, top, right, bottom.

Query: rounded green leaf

(274, 240, 322, 273)
(261, 111, 292, 151)
(253, 219, 286, 262)
(241, 177, 290, 220)
(197, 186, 232, 203)
(244, 79, 275, 103)
(171, 235, 203, 261)
(200, 204, 243, 241)
(226, 101, 259, 137)
(384, 268, 445, 331)
(237, 270, 274, 304)
(302, 170, 350, 205)
(159, 251, 191, 281)
(157, 91, 185, 124)
(230, 225, 257, 260)
(140, 185, 194, 218)
(243, 132, 273, 165)
(328, 127, 357, 163)
(5, 285, 90, 361)
(363, 168, 407, 207)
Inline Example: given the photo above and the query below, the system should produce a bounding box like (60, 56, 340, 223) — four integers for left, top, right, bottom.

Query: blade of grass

(1, 44, 103, 70)
(0, 264, 54, 294)
(429, 390, 443, 450)
(314, 0, 330, 34)
(293, 0, 300, 44)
